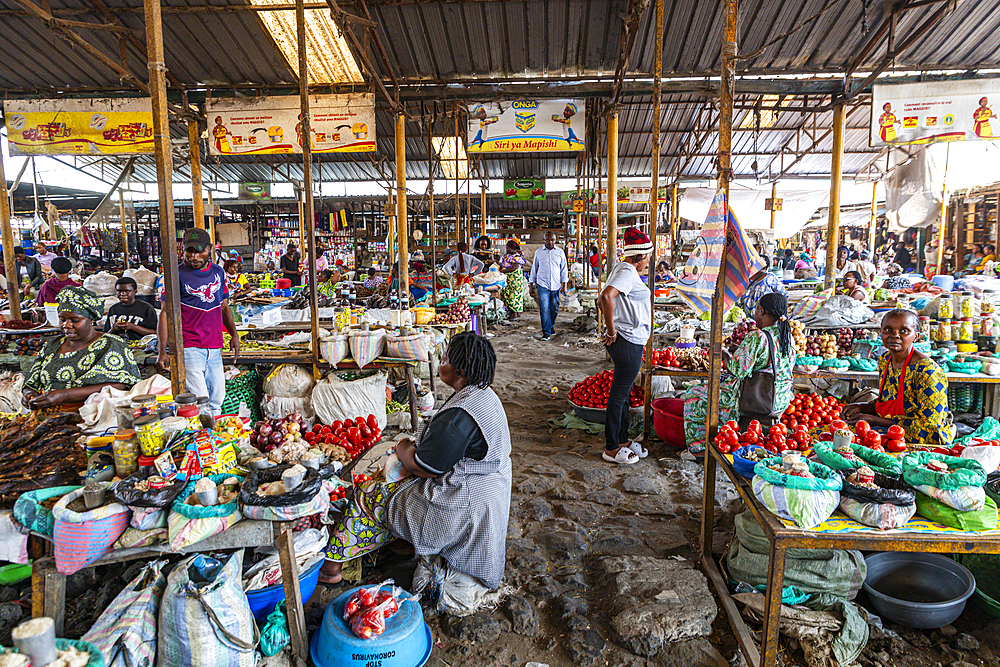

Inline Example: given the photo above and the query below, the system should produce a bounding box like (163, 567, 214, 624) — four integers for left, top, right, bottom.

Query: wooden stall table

(30, 519, 313, 660)
(700, 447, 1000, 667)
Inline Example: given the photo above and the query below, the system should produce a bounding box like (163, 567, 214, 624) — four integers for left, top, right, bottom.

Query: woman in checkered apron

(319, 332, 512, 590)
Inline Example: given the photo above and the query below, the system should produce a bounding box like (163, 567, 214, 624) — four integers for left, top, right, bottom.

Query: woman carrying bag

(598, 228, 653, 465)
(683, 292, 797, 451)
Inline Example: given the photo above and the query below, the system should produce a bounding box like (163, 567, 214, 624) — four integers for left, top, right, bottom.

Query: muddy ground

(2, 316, 999, 667)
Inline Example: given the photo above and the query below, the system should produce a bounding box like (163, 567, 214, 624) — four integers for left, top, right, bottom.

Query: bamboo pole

(936, 145, 950, 275)
(824, 103, 846, 288)
(643, 0, 664, 438)
(670, 182, 678, 262)
(189, 119, 205, 229)
(574, 183, 582, 268)
(869, 180, 878, 255)
(606, 110, 618, 271)
(0, 149, 22, 319)
(296, 0, 320, 380)
(144, 0, 184, 392)
(480, 184, 487, 237)
(395, 112, 409, 298)
(702, 0, 737, 560)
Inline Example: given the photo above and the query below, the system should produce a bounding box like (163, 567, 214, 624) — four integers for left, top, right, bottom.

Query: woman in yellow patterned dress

(842, 309, 951, 447)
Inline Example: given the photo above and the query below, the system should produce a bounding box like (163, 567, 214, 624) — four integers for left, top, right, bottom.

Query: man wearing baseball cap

(156, 228, 239, 415)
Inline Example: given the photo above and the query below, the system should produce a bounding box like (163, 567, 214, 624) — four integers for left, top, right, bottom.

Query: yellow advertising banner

(467, 99, 585, 153)
(3, 98, 154, 155)
(205, 93, 375, 155)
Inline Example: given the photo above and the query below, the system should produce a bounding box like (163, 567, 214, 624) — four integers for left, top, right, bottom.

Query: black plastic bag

(113, 467, 187, 508)
(837, 469, 916, 506)
(241, 464, 322, 507)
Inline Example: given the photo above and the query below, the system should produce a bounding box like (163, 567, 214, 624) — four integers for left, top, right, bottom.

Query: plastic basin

(568, 398, 606, 424)
(651, 397, 685, 448)
(246, 556, 324, 622)
(311, 585, 432, 667)
(862, 552, 975, 628)
(932, 275, 955, 291)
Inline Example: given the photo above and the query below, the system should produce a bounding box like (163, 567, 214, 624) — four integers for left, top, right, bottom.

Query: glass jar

(950, 320, 961, 341)
(175, 392, 197, 408)
(938, 294, 954, 319)
(982, 316, 993, 337)
(929, 321, 939, 342)
(960, 318, 974, 341)
(896, 294, 910, 310)
(961, 292, 975, 318)
(177, 404, 200, 431)
(919, 316, 931, 341)
(983, 290, 997, 315)
(938, 320, 951, 342)
(196, 396, 215, 429)
(112, 429, 139, 477)
(130, 393, 157, 420)
(133, 415, 165, 457)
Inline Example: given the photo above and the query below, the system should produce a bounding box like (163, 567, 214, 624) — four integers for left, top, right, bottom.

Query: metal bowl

(568, 398, 607, 424)
(863, 552, 975, 628)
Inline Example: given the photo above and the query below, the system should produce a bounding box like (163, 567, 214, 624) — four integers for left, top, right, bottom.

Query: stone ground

(3, 316, 1000, 667)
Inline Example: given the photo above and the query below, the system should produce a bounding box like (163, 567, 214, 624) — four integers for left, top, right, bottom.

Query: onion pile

(724, 320, 757, 347)
(431, 296, 472, 324)
(251, 413, 308, 453)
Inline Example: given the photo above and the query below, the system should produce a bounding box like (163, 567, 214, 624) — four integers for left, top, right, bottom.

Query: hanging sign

(871, 79, 1000, 147)
(503, 179, 545, 200)
(238, 183, 271, 200)
(467, 100, 585, 153)
(3, 98, 154, 155)
(206, 93, 375, 155)
(628, 187, 651, 203)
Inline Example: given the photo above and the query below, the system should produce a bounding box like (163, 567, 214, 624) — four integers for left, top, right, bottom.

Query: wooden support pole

(936, 146, 950, 275)
(703, 0, 736, 563)
(480, 184, 487, 236)
(386, 185, 394, 269)
(144, 0, 184, 393)
(670, 182, 678, 262)
(119, 189, 129, 270)
(277, 527, 308, 660)
(207, 191, 215, 247)
(870, 180, 878, 255)
(824, 103, 846, 289)
(644, 0, 663, 438)
(606, 110, 618, 271)
(428, 119, 437, 308)
(575, 183, 582, 267)
(189, 119, 205, 229)
(296, 0, 320, 372)
(395, 112, 409, 298)
(0, 149, 21, 319)
(454, 102, 460, 248)
(770, 181, 777, 232)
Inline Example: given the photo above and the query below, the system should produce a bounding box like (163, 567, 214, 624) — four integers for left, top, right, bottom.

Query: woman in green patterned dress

(683, 292, 797, 451)
(21, 286, 141, 413)
(498, 240, 526, 320)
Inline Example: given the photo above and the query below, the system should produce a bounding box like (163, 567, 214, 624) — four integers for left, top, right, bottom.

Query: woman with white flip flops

(598, 227, 653, 465)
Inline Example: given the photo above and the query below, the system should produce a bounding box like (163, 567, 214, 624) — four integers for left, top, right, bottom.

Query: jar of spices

(983, 290, 997, 315)
(177, 404, 200, 431)
(938, 320, 951, 342)
(918, 316, 931, 341)
(929, 321, 939, 342)
(938, 294, 954, 319)
(951, 320, 961, 341)
(112, 429, 139, 477)
(130, 394, 157, 420)
(133, 415, 165, 457)
(961, 318, 975, 341)
(982, 316, 993, 337)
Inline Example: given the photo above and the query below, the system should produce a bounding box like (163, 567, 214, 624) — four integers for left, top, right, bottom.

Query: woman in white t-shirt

(597, 227, 652, 465)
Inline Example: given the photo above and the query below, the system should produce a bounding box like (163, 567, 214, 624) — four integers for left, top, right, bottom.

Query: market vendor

(317, 269, 338, 299)
(498, 240, 526, 321)
(13, 246, 43, 297)
(22, 287, 141, 414)
(654, 261, 675, 283)
(683, 292, 797, 449)
(840, 270, 869, 302)
(104, 277, 158, 341)
(472, 235, 497, 269)
(280, 243, 302, 287)
(36, 257, 79, 307)
(320, 332, 511, 594)
(735, 256, 786, 317)
(794, 252, 817, 279)
(842, 308, 950, 447)
(882, 263, 912, 290)
(224, 259, 250, 299)
(443, 241, 485, 288)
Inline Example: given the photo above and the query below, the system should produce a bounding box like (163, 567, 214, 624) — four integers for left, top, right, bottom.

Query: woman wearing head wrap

(683, 292, 797, 451)
(22, 286, 141, 413)
(794, 252, 818, 279)
(498, 239, 526, 320)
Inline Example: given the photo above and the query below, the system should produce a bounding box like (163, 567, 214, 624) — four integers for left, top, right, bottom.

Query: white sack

(311, 371, 388, 430)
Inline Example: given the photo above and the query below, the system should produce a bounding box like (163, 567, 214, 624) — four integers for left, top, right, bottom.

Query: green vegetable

(724, 306, 746, 323)
(386, 400, 409, 414)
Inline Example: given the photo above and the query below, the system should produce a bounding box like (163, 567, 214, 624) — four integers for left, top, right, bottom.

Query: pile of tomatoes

(304, 414, 382, 460)
(569, 370, 645, 409)
(646, 348, 678, 367)
(329, 472, 373, 504)
(849, 420, 906, 452)
(779, 393, 842, 431)
(712, 420, 812, 454)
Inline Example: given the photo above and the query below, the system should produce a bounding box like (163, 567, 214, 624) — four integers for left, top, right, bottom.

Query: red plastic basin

(651, 397, 686, 449)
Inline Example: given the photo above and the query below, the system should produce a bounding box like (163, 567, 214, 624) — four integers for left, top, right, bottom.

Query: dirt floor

(4, 314, 1000, 666)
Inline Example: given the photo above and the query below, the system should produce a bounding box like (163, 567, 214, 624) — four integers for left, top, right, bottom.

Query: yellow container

(957, 341, 978, 354)
(413, 307, 435, 325)
(134, 415, 165, 456)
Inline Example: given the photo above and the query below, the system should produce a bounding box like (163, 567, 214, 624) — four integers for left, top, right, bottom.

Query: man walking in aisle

(529, 231, 568, 341)
(156, 228, 239, 415)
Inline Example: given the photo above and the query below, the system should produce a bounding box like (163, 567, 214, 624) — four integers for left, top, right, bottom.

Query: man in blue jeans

(156, 228, 239, 415)
(529, 231, 568, 341)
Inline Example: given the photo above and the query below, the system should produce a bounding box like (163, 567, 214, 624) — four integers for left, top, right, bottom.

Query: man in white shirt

(528, 231, 568, 341)
(34, 242, 56, 270)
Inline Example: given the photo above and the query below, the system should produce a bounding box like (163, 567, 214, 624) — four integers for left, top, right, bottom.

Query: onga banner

(4, 98, 154, 155)
(871, 79, 1000, 147)
(467, 100, 585, 152)
(206, 93, 375, 155)
(503, 179, 545, 200)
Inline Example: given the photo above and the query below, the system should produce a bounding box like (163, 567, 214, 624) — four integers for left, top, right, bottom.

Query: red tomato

(885, 439, 906, 452)
(304, 432, 316, 443)
(725, 420, 739, 432)
(748, 420, 762, 433)
(331, 421, 343, 431)
(864, 431, 882, 448)
(830, 420, 848, 432)
(855, 420, 871, 439)
(886, 425, 905, 440)
(366, 414, 378, 429)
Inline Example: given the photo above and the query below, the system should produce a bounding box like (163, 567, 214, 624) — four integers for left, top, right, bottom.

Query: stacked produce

(1, 320, 37, 330)
(803, 333, 838, 359)
(723, 320, 757, 347)
(305, 415, 382, 461)
(343, 582, 406, 639)
(646, 348, 678, 367)
(778, 393, 842, 431)
(674, 347, 710, 371)
(569, 370, 645, 409)
(431, 296, 471, 324)
(712, 420, 811, 454)
(0, 413, 85, 508)
(790, 320, 806, 355)
(12, 336, 45, 356)
(223, 333, 279, 352)
(835, 328, 870, 356)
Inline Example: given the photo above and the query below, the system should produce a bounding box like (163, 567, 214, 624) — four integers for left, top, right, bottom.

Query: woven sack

(384, 333, 431, 362)
(838, 497, 916, 530)
(902, 451, 986, 489)
(814, 442, 903, 477)
(52, 486, 131, 575)
(911, 483, 986, 512)
(915, 492, 998, 531)
(349, 329, 386, 367)
(13, 485, 80, 535)
(789, 288, 834, 320)
(83, 560, 166, 667)
(167, 474, 244, 551)
(319, 332, 350, 366)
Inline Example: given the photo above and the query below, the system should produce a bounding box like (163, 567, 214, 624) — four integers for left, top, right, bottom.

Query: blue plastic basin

(246, 556, 324, 622)
(311, 585, 432, 667)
